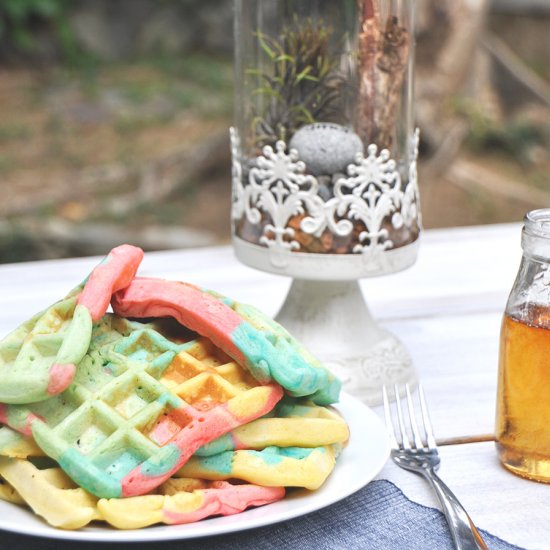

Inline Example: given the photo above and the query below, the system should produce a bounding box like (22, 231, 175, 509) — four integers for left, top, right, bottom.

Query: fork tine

(382, 385, 399, 449)
(418, 383, 437, 449)
(394, 384, 411, 449)
(405, 384, 424, 449)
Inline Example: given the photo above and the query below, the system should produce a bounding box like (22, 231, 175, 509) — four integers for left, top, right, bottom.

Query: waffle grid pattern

(5, 319, 281, 497)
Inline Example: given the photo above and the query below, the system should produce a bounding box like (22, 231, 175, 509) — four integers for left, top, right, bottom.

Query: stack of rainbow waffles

(0, 245, 348, 530)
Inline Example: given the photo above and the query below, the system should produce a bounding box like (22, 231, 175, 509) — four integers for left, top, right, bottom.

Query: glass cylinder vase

(231, 0, 420, 277)
(231, 0, 420, 404)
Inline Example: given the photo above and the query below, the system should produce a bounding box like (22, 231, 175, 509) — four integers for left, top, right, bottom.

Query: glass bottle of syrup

(496, 209, 550, 481)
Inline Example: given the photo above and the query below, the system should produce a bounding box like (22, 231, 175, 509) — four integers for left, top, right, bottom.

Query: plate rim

(0, 391, 390, 542)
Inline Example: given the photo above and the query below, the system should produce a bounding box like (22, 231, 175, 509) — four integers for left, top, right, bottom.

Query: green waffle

(0, 315, 282, 499)
(0, 287, 92, 404)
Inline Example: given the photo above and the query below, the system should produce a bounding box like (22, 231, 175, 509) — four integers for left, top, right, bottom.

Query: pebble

(316, 176, 334, 201)
(289, 123, 364, 176)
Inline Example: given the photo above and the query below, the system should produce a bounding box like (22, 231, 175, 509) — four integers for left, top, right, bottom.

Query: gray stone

(289, 123, 364, 176)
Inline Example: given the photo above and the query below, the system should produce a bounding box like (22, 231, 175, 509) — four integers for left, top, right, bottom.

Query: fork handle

(422, 468, 488, 550)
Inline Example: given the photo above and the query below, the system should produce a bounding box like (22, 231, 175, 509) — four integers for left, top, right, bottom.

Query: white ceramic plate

(0, 392, 390, 542)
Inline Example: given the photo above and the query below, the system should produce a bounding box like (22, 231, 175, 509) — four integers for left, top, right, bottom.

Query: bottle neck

(522, 209, 550, 262)
(521, 231, 550, 263)
(506, 210, 550, 325)
(506, 255, 550, 326)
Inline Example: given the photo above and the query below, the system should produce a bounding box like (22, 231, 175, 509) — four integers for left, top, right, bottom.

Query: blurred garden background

(0, 0, 548, 262)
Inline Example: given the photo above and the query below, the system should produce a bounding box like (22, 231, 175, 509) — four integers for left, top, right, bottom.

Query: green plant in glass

(248, 18, 349, 149)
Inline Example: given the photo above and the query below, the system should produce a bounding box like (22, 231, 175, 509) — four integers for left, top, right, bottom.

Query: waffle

(99, 477, 284, 529)
(227, 299, 341, 405)
(112, 277, 341, 405)
(0, 289, 91, 405)
(178, 445, 339, 490)
(197, 397, 349, 456)
(0, 244, 143, 405)
(1, 316, 283, 498)
(0, 244, 349, 530)
(77, 244, 144, 322)
(0, 470, 24, 505)
(0, 457, 100, 529)
(0, 397, 349, 458)
(0, 458, 285, 530)
(0, 426, 42, 459)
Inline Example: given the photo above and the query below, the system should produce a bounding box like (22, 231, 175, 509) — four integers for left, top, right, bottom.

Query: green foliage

(0, 124, 30, 142)
(470, 118, 549, 165)
(249, 19, 348, 148)
(0, 0, 81, 64)
(458, 100, 549, 165)
(0, 154, 13, 173)
(0, 227, 44, 263)
(138, 53, 233, 115)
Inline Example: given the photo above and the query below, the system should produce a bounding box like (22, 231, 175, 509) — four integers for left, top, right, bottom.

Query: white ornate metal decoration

(230, 126, 244, 224)
(233, 137, 326, 265)
(324, 144, 403, 254)
(230, 127, 420, 264)
(401, 128, 421, 228)
(324, 338, 414, 398)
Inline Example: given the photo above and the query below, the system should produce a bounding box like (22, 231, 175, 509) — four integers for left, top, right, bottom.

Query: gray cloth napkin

(0, 480, 522, 549)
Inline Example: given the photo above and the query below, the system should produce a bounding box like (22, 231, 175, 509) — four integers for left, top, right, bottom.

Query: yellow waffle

(177, 445, 340, 490)
(197, 397, 349, 456)
(0, 426, 43, 459)
(0, 457, 100, 529)
(0, 458, 284, 530)
(0, 476, 23, 505)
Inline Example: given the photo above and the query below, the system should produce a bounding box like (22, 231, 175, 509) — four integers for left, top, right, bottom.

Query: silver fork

(383, 384, 488, 550)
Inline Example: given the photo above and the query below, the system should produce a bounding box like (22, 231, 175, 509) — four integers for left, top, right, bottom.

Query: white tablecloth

(0, 223, 542, 548)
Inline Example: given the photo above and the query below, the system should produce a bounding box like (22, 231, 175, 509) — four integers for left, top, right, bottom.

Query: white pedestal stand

(234, 237, 419, 405)
(275, 279, 415, 406)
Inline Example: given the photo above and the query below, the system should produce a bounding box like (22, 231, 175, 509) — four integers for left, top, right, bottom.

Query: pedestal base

(275, 279, 416, 406)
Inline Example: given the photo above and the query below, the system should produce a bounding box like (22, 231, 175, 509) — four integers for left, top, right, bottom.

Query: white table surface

(0, 223, 542, 549)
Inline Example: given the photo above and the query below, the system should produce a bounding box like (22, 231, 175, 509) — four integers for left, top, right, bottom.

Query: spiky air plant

(248, 18, 349, 149)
